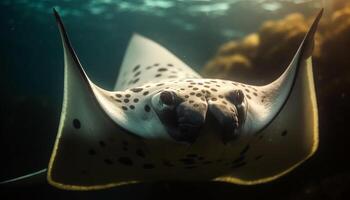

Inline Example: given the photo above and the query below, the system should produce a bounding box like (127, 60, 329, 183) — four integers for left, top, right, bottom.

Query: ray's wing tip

(52, 7, 59, 20)
(308, 8, 323, 36)
(318, 8, 324, 17)
(313, 8, 324, 27)
(300, 8, 323, 60)
(52, 7, 64, 30)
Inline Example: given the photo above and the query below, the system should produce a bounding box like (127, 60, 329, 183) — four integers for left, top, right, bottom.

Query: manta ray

(1, 9, 322, 190)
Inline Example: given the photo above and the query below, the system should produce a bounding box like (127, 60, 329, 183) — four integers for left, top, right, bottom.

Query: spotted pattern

(281, 130, 288, 136)
(101, 77, 277, 174)
(117, 62, 201, 90)
(73, 119, 81, 129)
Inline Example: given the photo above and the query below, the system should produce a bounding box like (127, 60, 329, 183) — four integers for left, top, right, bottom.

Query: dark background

(1, 0, 349, 199)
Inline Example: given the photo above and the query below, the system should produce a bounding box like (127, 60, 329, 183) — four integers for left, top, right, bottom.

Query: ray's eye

(160, 91, 176, 106)
(229, 89, 244, 105)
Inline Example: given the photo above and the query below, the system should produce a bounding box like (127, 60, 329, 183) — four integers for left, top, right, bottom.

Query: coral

(202, 12, 325, 84)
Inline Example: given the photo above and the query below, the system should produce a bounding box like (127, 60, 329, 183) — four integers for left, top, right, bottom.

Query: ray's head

(100, 81, 248, 145)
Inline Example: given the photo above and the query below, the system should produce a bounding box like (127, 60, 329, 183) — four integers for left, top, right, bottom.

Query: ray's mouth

(159, 102, 206, 144)
(152, 89, 245, 144)
(156, 100, 241, 144)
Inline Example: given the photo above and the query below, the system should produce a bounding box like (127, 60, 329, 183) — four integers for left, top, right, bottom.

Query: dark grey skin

(152, 89, 246, 144)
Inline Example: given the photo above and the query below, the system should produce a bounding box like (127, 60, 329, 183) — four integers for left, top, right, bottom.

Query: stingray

(1, 9, 322, 190)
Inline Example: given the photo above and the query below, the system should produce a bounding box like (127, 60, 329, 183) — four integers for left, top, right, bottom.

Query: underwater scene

(0, 0, 349, 199)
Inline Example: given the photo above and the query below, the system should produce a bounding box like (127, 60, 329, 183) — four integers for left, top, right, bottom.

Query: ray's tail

(0, 169, 47, 186)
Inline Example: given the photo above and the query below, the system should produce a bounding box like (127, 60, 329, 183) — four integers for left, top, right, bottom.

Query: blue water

(0, 0, 322, 99)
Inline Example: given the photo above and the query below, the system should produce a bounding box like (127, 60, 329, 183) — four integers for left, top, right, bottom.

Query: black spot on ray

(132, 78, 140, 84)
(134, 71, 141, 77)
(240, 144, 250, 155)
(231, 162, 246, 169)
(131, 88, 143, 93)
(281, 130, 288, 136)
(99, 140, 106, 147)
(118, 157, 133, 166)
(158, 68, 167, 72)
(73, 119, 81, 129)
(133, 65, 140, 72)
(232, 156, 245, 164)
(136, 149, 146, 158)
(144, 105, 151, 112)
